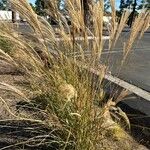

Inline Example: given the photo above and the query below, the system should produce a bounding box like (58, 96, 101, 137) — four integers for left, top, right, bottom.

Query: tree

(138, 0, 150, 10)
(119, 0, 126, 13)
(35, 0, 45, 15)
(119, 0, 133, 13)
(128, 0, 137, 27)
(119, 0, 138, 27)
(34, 0, 62, 15)
(145, 0, 150, 9)
(104, 0, 110, 11)
(81, 0, 110, 26)
(10, 3, 17, 23)
(125, 0, 133, 8)
(80, 0, 93, 26)
(0, 0, 8, 10)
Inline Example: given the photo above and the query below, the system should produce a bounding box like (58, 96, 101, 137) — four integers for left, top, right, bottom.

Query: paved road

(15, 24, 150, 92)
(14, 27, 150, 94)
(101, 29, 150, 92)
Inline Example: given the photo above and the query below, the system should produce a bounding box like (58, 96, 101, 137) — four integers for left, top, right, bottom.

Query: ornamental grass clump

(0, 0, 149, 149)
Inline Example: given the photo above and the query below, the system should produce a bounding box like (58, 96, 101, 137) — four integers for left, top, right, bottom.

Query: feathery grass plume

(0, 82, 29, 101)
(0, 36, 14, 53)
(0, 49, 17, 66)
(123, 10, 149, 61)
(113, 10, 131, 47)
(90, 0, 104, 62)
(0, 0, 149, 149)
(109, 0, 117, 49)
(139, 10, 150, 38)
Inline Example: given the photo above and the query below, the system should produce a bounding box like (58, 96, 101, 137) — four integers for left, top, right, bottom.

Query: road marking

(67, 50, 123, 57)
(68, 48, 150, 57)
(39, 36, 110, 43)
(56, 36, 110, 41)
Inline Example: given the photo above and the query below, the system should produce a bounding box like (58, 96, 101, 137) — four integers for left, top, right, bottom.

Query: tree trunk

(129, 0, 137, 27)
(81, 0, 93, 27)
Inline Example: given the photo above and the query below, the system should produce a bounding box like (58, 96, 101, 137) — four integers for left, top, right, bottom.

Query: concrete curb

(89, 67, 150, 101)
(105, 74, 150, 101)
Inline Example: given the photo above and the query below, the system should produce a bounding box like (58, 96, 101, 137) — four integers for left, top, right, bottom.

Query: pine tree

(35, 0, 45, 15)
(81, 0, 110, 26)
(119, 0, 138, 27)
(125, 0, 133, 8)
(128, 0, 137, 27)
(104, 0, 110, 11)
(138, 0, 150, 10)
(81, 0, 93, 26)
(119, 0, 126, 13)
(35, 0, 62, 16)
(0, 0, 8, 10)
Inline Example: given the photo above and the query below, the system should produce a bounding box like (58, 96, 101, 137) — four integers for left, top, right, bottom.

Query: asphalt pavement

(15, 23, 150, 93)
(101, 29, 150, 92)
(5, 22, 150, 113)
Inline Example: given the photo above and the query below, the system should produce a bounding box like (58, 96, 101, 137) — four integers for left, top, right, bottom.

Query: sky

(29, 0, 120, 9)
(29, 0, 36, 4)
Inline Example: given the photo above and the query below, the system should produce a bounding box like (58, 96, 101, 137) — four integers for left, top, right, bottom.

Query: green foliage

(119, 0, 134, 13)
(104, 0, 110, 11)
(35, 0, 46, 15)
(125, 0, 134, 7)
(119, 0, 126, 13)
(0, 0, 8, 10)
(119, 0, 138, 26)
(138, 0, 150, 10)
(119, 0, 150, 13)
